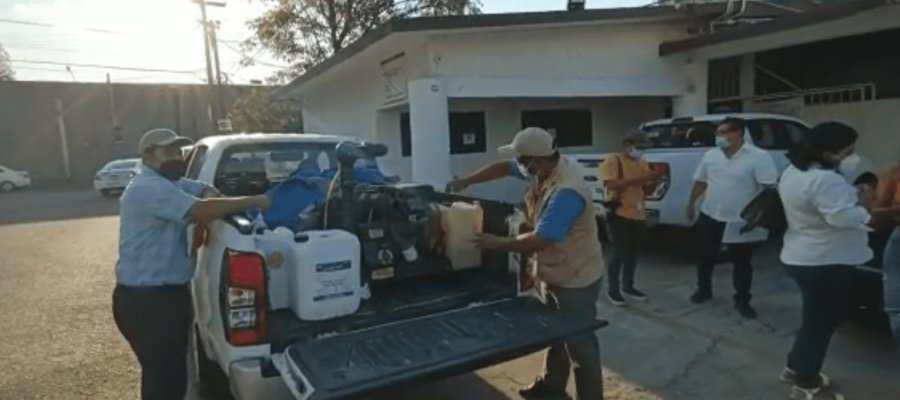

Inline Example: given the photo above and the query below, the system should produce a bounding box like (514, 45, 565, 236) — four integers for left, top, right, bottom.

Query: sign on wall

(382, 67, 407, 105)
(381, 52, 408, 106)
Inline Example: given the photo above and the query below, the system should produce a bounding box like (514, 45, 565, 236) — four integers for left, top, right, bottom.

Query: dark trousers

(695, 213, 755, 304)
(784, 265, 854, 389)
(606, 214, 646, 293)
(113, 284, 192, 400)
(542, 278, 604, 399)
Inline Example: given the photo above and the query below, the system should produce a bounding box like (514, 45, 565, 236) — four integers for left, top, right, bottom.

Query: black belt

(115, 283, 189, 294)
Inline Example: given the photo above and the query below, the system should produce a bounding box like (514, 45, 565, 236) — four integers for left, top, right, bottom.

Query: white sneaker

(789, 385, 845, 400)
(780, 367, 832, 388)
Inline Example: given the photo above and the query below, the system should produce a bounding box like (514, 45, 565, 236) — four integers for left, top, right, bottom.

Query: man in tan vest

(446, 127, 605, 400)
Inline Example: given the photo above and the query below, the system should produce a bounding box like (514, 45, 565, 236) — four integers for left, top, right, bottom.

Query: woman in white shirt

(778, 122, 889, 400)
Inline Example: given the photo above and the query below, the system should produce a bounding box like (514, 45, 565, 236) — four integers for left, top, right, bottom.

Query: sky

(0, 0, 648, 84)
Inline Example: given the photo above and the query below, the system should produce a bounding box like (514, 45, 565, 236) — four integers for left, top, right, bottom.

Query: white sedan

(93, 158, 140, 196)
(0, 164, 31, 192)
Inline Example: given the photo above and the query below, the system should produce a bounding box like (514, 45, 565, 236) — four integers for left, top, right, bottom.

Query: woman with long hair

(777, 122, 892, 400)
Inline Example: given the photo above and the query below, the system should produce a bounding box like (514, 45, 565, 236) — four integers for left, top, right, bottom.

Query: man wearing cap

(599, 131, 659, 306)
(114, 129, 271, 400)
(447, 127, 605, 400)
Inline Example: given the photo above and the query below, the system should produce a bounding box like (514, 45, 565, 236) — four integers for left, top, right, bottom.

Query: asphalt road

(1, 189, 897, 400)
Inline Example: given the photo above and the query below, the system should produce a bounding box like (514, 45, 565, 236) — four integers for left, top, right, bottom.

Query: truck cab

(183, 133, 607, 400)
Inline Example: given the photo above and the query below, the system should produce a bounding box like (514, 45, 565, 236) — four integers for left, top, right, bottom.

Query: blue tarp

(247, 166, 387, 231)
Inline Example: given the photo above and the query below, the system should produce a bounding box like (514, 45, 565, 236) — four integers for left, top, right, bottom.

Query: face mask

(837, 153, 861, 176)
(517, 162, 533, 179)
(628, 148, 645, 159)
(158, 160, 187, 180)
(152, 148, 187, 180)
(715, 136, 731, 149)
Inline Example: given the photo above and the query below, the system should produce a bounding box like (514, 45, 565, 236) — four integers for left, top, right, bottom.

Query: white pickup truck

(568, 113, 878, 228)
(183, 133, 607, 400)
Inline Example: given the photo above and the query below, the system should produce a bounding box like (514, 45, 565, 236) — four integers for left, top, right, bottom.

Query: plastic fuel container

(441, 201, 484, 270)
(254, 227, 295, 310)
(289, 229, 362, 321)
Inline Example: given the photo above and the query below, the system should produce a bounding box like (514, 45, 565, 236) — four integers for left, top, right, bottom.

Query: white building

(274, 1, 900, 202)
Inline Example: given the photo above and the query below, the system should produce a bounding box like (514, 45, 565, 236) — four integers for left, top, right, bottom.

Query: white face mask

(838, 153, 861, 176)
(715, 136, 731, 149)
(517, 162, 532, 179)
(628, 148, 645, 159)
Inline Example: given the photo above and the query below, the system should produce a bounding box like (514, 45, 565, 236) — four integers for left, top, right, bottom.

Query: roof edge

(658, 0, 893, 56)
(273, 6, 716, 100)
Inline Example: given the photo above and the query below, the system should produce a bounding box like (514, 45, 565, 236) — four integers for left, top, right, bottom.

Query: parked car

(0, 164, 32, 192)
(568, 113, 878, 228)
(93, 158, 141, 196)
(184, 133, 605, 400)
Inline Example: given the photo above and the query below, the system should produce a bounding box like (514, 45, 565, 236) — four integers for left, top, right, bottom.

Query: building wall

(295, 20, 693, 200)
(797, 99, 900, 169)
(375, 97, 668, 203)
(0, 81, 262, 183)
(424, 22, 690, 84)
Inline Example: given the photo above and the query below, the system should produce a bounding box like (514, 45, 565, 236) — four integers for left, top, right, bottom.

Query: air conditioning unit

(567, 0, 586, 11)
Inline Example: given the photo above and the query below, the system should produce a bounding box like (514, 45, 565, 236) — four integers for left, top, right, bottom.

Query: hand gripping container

(289, 229, 363, 321)
(440, 201, 484, 270)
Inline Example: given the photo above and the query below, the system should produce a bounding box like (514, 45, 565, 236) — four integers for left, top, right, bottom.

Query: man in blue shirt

(113, 129, 270, 400)
(447, 127, 605, 400)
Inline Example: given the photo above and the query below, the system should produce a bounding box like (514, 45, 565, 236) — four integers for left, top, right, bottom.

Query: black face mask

(158, 159, 187, 180)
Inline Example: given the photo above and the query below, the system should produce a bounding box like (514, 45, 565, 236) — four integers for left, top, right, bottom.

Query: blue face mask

(715, 136, 731, 149)
(628, 148, 645, 159)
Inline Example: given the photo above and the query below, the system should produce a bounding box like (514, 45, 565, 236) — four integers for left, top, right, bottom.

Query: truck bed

(269, 260, 518, 353)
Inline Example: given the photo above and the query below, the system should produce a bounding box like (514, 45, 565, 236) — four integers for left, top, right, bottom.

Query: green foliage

(244, 0, 482, 83)
(229, 89, 304, 133)
(0, 44, 14, 81)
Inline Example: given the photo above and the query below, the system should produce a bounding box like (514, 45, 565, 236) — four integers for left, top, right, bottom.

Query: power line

(10, 59, 200, 74)
(0, 17, 126, 34)
(219, 40, 288, 69)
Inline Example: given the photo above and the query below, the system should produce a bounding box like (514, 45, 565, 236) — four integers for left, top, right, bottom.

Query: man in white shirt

(686, 117, 779, 319)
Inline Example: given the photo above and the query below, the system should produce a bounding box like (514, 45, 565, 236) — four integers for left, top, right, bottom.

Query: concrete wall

(375, 97, 668, 203)
(0, 81, 261, 183)
(797, 99, 900, 170)
(425, 21, 689, 84)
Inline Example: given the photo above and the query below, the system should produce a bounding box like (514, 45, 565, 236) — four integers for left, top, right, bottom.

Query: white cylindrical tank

(441, 201, 484, 270)
(289, 230, 362, 321)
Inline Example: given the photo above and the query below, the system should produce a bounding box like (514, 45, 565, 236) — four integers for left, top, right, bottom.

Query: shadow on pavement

(369, 373, 512, 400)
(0, 189, 120, 226)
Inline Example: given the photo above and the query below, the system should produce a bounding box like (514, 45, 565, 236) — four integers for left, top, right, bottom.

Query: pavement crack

(661, 335, 723, 390)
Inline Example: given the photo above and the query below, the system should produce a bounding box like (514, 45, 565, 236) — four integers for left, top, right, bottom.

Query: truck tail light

(645, 162, 671, 201)
(221, 250, 268, 346)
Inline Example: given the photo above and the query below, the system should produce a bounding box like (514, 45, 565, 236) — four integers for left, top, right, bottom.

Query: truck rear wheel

(193, 326, 234, 400)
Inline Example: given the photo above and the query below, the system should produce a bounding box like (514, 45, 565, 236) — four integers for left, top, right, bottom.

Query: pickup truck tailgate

(272, 296, 608, 400)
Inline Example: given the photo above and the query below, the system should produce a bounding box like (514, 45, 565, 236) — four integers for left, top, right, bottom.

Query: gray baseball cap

(138, 129, 193, 154)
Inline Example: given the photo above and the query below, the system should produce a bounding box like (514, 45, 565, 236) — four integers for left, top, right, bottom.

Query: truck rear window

(642, 121, 718, 149)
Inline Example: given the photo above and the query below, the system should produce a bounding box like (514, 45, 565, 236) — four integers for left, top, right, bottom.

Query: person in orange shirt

(599, 131, 659, 306)
(876, 162, 900, 357)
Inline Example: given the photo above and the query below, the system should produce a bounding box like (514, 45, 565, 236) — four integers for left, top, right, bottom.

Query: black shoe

(623, 287, 648, 301)
(690, 290, 712, 304)
(735, 302, 758, 319)
(606, 290, 626, 306)
(518, 379, 572, 400)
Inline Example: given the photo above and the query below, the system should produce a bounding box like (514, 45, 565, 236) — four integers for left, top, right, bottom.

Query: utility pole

(55, 98, 72, 180)
(208, 22, 228, 126)
(195, 0, 227, 133)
